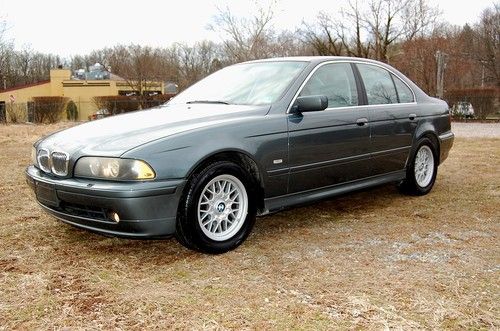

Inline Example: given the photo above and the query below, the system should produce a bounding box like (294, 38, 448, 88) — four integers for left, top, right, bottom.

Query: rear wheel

(175, 161, 257, 253)
(400, 138, 438, 196)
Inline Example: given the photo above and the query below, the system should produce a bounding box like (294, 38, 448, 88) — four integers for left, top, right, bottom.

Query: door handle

(356, 118, 368, 126)
(409, 113, 417, 120)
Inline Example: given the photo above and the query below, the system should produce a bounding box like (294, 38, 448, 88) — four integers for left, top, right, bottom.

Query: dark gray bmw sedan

(26, 57, 454, 253)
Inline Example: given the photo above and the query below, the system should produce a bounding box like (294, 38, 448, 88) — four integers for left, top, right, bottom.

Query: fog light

(108, 212, 120, 223)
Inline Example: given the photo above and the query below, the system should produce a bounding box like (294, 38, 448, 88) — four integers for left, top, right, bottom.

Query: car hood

(38, 103, 270, 157)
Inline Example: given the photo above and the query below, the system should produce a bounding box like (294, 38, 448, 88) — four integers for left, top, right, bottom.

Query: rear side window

(392, 74, 414, 103)
(357, 64, 398, 105)
(299, 63, 358, 108)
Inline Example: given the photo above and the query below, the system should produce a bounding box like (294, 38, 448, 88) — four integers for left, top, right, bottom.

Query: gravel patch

(452, 122, 500, 138)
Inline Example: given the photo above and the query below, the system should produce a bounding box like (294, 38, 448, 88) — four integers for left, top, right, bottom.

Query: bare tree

(208, 1, 277, 62)
(33, 53, 61, 81)
(301, 0, 440, 62)
(365, 0, 404, 61)
(86, 48, 114, 70)
(0, 18, 14, 89)
(300, 12, 345, 56)
(105, 45, 164, 107)
(13, 46, 32, 85)
(0, 44, 59, 88)
(268, 30, 312, 57)
(173, 41, 223, 89)
(474, 4, 500, 86)
(341, 1, 372, 57)
(69, 54, 89, 71)
(364, 0, 441, 61)
(402, 0, 441, 40)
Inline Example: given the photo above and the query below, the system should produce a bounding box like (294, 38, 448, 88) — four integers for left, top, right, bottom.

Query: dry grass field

(0, 122, 498, 329)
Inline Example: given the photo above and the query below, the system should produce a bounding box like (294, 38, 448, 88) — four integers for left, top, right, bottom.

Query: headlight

(31, 146, 37, 166)
(74, 157, 155, 180)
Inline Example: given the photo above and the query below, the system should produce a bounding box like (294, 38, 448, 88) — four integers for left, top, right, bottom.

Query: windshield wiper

(186, 100, 231, 105)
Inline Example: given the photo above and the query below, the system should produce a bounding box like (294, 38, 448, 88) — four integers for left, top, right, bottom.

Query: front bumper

(25, 165, 186, 238)
(438, 131, 454, 164)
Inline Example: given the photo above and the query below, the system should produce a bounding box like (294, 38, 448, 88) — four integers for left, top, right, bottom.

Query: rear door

(355, 63, 418, 175)
(287, 62, 371, 193)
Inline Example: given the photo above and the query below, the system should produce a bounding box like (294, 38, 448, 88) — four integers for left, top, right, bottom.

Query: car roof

(242, 56, 431, 102)
(244, 56, 387, 66)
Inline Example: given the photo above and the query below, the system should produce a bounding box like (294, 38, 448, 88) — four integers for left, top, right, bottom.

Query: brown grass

(0, 123, 499, 329)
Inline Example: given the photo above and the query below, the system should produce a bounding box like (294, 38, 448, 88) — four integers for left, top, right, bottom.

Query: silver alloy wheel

(414, 145, 435, 187)
(197, 174, 248, 241)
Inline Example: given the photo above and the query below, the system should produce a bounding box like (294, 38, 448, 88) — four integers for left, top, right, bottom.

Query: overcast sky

(0, 0, 496, 58)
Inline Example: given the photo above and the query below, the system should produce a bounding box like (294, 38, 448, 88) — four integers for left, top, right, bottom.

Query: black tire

(399, 137, 438, 196)
(175, 161, 257, 254)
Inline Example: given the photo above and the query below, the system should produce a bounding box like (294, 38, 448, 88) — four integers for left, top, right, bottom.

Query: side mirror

(291, 95, 328, 113)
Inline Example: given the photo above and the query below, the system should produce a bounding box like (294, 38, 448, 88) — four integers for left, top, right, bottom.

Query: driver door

(287, 62, 371, 193)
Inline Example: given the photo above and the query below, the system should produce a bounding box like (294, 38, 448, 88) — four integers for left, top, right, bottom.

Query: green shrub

(66, 100, 78, 121)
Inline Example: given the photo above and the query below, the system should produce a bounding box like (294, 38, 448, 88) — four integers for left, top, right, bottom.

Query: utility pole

(436, 51, 448, 99)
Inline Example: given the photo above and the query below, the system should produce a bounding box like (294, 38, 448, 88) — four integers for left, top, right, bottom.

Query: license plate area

(35, 181, 60, 207)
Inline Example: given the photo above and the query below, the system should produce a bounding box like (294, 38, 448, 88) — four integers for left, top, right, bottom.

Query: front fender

(121, 114, 289, 196)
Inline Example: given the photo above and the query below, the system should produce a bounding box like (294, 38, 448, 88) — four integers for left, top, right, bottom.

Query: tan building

(0, 66, 164, 121)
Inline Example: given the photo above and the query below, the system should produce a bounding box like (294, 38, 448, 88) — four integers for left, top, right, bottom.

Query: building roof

(0, 73, 126, 94)
(109, 73, 126, 81)
(0, 80, 50, 93)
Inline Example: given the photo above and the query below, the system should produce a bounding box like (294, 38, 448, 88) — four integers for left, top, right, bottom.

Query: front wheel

(175, 161, 257, 254)
(399, 138, 438, 196)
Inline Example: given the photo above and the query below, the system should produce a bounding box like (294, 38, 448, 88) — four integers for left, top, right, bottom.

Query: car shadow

(54, 182, 411, 266)
(254, 183, 405, 233)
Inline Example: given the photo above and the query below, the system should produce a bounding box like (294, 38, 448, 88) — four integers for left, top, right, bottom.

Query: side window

(392, 74, 414, 103)
(357, 64, 398, 105)
(299, 63, 358, 108)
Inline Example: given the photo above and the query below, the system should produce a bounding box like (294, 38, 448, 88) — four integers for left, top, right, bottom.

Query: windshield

(168, 61, 307, 106)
